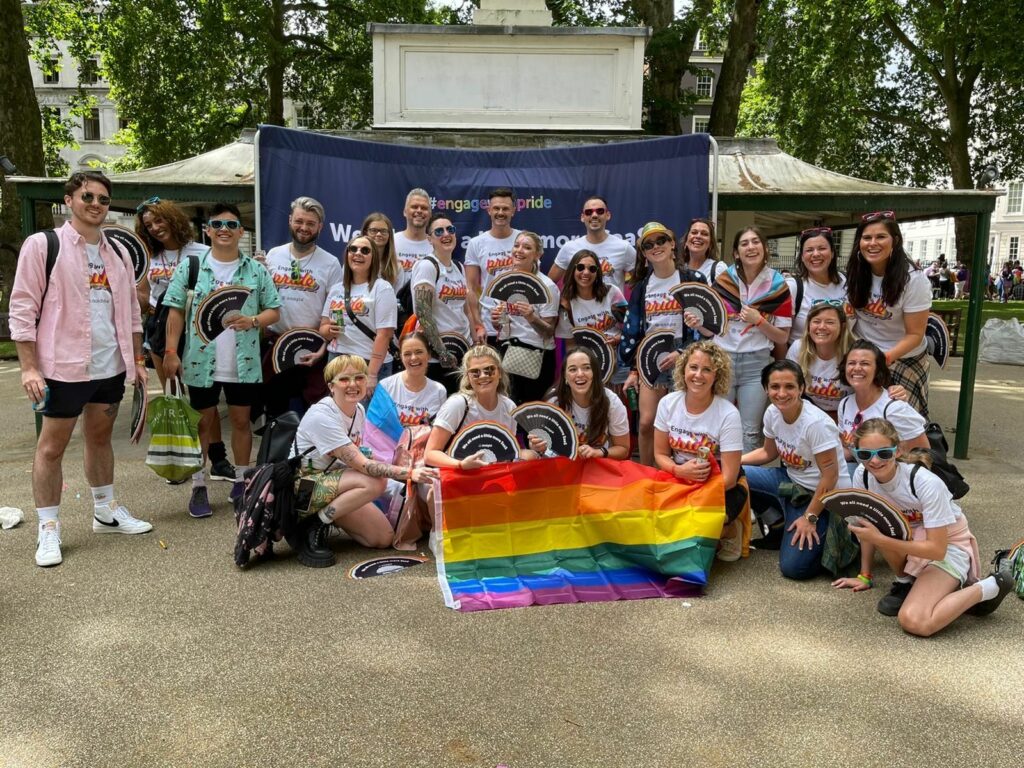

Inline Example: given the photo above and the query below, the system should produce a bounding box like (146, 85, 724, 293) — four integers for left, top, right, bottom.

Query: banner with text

(256, 126, 710, 272)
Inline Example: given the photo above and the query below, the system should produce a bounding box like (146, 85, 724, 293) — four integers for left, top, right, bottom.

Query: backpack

(233, 410, 311, 567)
(147, 254, 200, 358)
(922, 422, 969, 499)
(35, 230, 60, 326)
(989, 540, 1024, 600)
(394, 255, 440, 337)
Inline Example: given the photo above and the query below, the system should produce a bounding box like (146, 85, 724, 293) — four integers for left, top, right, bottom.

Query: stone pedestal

(472, 0, 553, 26)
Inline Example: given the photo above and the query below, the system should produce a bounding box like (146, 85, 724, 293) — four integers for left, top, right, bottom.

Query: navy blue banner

(256, 126, 710, 272)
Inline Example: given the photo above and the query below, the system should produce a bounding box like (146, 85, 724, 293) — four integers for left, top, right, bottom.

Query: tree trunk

(0, 0, 52, 307)
(266, 0, 286, 126)
(707, 0, 761, 137)
(945, 82, 977, 267)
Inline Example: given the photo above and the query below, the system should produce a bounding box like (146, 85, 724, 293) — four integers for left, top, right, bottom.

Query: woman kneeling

(292, 355, 437, 567)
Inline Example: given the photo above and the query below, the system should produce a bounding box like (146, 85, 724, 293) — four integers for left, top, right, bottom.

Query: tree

(1, 0, 52, 298)
(706, 0, 761, 137)
(742, 0, 1024, 261)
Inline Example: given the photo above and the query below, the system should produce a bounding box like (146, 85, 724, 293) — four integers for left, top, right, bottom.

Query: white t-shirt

(86, 242, 123, 379)
(554, 285, 628, 340)
(785, 274, 852, 343)
(433, 393, 517, 435)
(264, 244, 343, 333)
(465, 229, 520, 336)
(854, 268, 931, 357)
(686, 257, 727, 286)
(763, 401, 852, 492)
(411, 256, 471, 350)
(642, 270, 685, 338)
(393, 232, 434, 294)
(208, 257, 240, 383)
(654, 393, 742, 465)
(852, 462, 961, 530)
(548, 388, 629, 448)
(786, 339, 850, 414)
(715, 267, 792, 354)
(148, 242, 206, 307)
(497, 272, 559, 350)
(553, 235, 637, 291)
(321, 278, 397, 362)
(295, 397, 365, 471)
(836, 390, 926, 448)
(379, 373, 447, 427)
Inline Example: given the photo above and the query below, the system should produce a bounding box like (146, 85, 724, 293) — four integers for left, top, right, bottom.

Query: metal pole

(253, 128, 262, 252)
(953, 209, 992, 459)
(708, 135, 719, 224)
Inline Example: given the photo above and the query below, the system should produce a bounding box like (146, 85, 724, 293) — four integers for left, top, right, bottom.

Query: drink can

(333, 309, 346, 328)
(697, 446, 711, 462)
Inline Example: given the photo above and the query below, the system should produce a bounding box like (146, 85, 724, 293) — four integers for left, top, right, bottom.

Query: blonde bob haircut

(458, 344, 511, 398)
(324, 354, 368, 383)
(672, 340, 732, 397)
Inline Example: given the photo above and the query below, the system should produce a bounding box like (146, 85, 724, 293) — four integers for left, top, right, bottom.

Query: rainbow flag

(432, 458, 726, 612)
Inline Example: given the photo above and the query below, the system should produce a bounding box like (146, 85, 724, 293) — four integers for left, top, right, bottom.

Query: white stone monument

(370, 1, 649, 131)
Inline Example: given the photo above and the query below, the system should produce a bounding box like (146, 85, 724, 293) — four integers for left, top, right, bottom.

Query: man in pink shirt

(10, 171, 153, 567)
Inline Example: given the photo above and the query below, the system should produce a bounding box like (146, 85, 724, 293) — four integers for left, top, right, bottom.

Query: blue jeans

(744, 465, 829, 580)
(728, 349, 771, 453)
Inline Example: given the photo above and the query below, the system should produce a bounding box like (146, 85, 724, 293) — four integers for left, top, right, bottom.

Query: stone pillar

(473, 0, 553, 26)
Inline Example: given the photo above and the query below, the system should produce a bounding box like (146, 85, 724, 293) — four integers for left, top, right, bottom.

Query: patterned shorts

(295, 468, 349, 519)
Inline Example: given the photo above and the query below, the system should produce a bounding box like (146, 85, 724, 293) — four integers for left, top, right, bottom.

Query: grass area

(0, 341, 15, 360)
(932, 299, 1024, 324)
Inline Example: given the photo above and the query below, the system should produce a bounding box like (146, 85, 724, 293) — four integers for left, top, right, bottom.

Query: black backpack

(922, 422, 969, 499)
(394, 255, 440, 336)
(147, 254, 200, 358)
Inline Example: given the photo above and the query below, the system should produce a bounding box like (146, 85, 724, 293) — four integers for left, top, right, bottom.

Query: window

(43, 58, 59, 85)
(118, 117, 130, 131)
(695, 73, 714, 99)
(79, 58, 100, 85)
(1010, 236, 1020, 261)
(295, 105, 314, 129)
(692, 116, 710, 134)
(1007, 182, 1023, 215)
(906, 240, 914, 256)
(694, 31, 705, 52)
(920, 240, 928, 260)
(83, 108, 101, 141)
(935, 239, 944, 259)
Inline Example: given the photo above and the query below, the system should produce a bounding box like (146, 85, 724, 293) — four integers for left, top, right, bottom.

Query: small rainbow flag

(432, 458, 726, 612)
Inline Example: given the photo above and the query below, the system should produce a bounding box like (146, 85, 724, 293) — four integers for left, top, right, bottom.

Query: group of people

(11, 172, 1016, 638)
(923, 256, 967, 299)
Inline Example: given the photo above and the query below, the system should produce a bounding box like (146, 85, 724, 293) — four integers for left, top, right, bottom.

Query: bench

(932, 308, 962, 357)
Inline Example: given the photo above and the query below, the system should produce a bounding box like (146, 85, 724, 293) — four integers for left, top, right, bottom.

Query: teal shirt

(163, 249, 281, 388)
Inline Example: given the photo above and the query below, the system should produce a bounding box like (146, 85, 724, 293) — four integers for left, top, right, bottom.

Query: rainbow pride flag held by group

(432, 458, 726, 612)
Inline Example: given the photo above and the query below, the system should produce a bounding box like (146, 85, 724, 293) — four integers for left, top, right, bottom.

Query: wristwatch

(805, 512, 819, 524)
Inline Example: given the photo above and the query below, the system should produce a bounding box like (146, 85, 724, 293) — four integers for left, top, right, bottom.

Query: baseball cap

(639, 221, 674, 243)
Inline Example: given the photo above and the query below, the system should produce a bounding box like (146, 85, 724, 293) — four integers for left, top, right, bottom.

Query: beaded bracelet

(856, 573, 873, 587)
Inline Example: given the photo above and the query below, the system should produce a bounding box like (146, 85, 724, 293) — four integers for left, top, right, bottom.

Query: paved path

(0, 358, 1021, 767)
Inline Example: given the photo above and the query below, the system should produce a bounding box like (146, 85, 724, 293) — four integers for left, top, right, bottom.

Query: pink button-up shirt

(10, 221, 143, 383)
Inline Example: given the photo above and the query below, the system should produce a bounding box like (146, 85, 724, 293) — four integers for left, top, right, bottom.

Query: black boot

(296, 516, 336, 568)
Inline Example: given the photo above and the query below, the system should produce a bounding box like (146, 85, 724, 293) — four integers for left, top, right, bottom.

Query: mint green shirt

(163, 250, 281, 388)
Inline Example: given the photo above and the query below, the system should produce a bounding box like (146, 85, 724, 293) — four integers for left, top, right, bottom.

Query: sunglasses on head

(575, 263, 599, 274)
(583, 207, 607, 217)
(208, 219, 241, 230)
(333, 374, 367, 385)
(468, 365, 497, 379)
(431, 225, 456, 237)
(812, 298, 845, 309)
(347, 245, 372, 256)
(801, 226, 833, 238)
(642, 235, 671, 252)
(136, 196, 160, 213)
(81, 191, 111, 206)
(861, 210, 896, 223)
(853, 446, 897, 462)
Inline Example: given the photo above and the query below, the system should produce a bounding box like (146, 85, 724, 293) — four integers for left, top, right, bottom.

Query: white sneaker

(93, 505, 154, 535)
(36, 521, 63, 567)
(716, 524, 743, 562)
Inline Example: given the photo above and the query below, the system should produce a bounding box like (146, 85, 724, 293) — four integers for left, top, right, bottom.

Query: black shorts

(188, 381, 262, 411)
(43, 372, 127, 419)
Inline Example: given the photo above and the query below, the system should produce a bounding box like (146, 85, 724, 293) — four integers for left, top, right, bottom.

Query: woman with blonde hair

(654, 340, 747, 561)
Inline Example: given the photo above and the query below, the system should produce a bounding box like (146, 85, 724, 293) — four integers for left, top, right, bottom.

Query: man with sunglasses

(11, 171, 153, 567)
(261, 197, 342, 418)
(465, 187, 520, 346)
(548, 195, 636, 291)
(162, 203, 281, 519)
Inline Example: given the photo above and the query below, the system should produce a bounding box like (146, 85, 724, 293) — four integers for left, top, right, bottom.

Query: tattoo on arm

(363, 461, 408, 481)
(414, 284, 445, 356)
(528, 313, 555, 338)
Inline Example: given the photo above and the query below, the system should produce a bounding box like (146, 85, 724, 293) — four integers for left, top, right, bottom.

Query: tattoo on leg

(104, 403, 120, 419)
(322, 505, 337, 522)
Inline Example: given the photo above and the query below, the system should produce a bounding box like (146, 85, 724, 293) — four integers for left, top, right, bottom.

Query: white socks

(978, 575, 1000, 601)
(37, 506, 59, 525)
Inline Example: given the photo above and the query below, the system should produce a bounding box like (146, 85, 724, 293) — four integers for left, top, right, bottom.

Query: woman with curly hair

(653, 340, 747, 561)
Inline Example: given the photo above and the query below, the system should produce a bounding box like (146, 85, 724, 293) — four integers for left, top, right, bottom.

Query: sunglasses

(468, 365, 497, 379)
(575, 264, 599, 274)
(136, 196, 160, 213)
(852, 412, 864, 429)
(801, 226, 833, 238)
(811, 298, 845, 308)
(333, 374, 368, 385)
(365, 227, 390, 237)
(583, 207, 607, 216)
(853, 447, 897, 462)
(431, 225, 457, 237)
(861, 210, 896, 223)
(347, 245, 372, 256)
(208, 219, 241, 230)
(81, 192, 111, 206)
(290, 259, 302, 280)
(642, 236, 671, 252)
